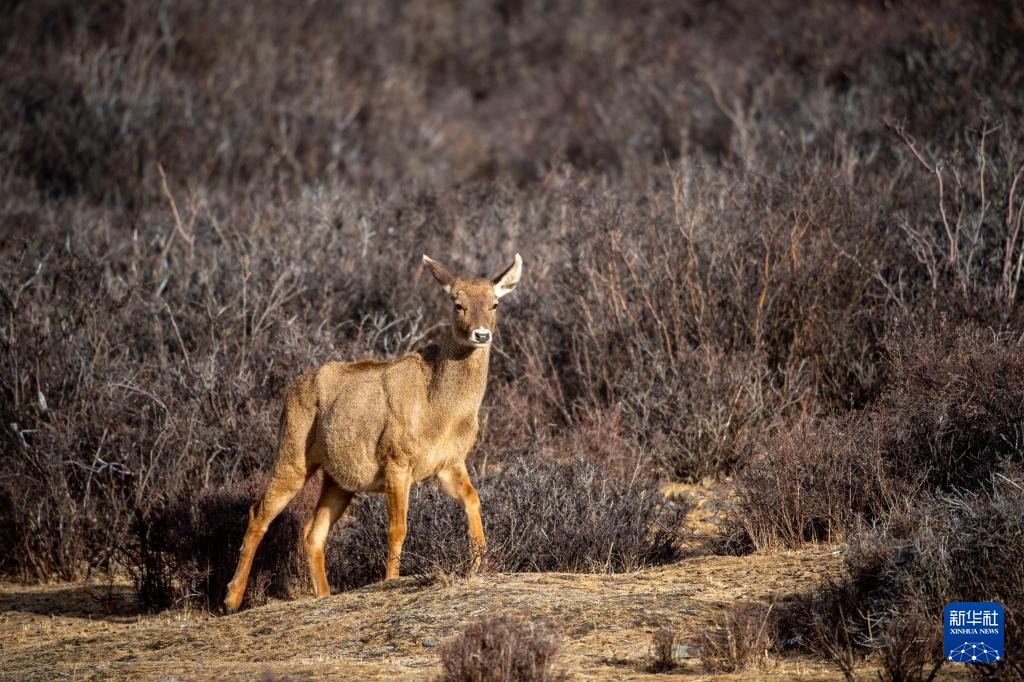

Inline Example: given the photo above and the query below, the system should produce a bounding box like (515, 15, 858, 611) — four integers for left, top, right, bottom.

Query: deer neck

(426, 334, 490, 416)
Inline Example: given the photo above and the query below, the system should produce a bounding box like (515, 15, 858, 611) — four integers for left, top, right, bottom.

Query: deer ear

(423, 255, 455, 295)
(492, 253, 523, 298)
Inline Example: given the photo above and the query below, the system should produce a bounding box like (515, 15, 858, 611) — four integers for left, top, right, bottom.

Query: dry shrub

(769, 469, 1024, 680)
(723, 324, 1024, 676)
(729, 324, 1024, 551)
(880, 326, 1024, 491)
(437, 614, 568, 682)
(874, 473, 1024, 680)
(3, 0, 1024, 587)
(126, 456, 683, 610)
(730, 413, 897, 549)
(875, 611, 944, 682)
(2, 1, 1019, 203)
(698, 602, 775, 674)
(649, 626, 679, 673)
(530, 166, 886, 482)
(128, 475, 316, 611)
(330, 456, 684, 591)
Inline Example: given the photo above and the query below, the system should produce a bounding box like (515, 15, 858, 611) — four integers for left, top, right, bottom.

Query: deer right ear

(423, 255, 455, 296)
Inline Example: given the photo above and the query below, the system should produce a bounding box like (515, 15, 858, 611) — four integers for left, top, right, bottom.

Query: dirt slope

(0, 547, 861, 681)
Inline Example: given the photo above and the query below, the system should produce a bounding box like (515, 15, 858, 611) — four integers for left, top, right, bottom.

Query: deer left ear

(492, 253, 523, 298)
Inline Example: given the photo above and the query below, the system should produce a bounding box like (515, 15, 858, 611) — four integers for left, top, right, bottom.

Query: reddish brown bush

(438, 614, 568, 682)
(2, 0, 1024, 589)
(728, 325, 1024, 551)
(724, 413, 896, 550)
(715, 320, 1024, 676)
(649, 626, 680, 673)
(761, 469, 1024, 680)
(333, 455, 683, 589)
(129, 475, 316, 611)
(127, 456, 684, 610)
(880, 325, 1024, 491)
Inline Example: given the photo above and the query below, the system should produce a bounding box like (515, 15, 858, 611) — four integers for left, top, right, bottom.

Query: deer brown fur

(222, 253, 523, 614)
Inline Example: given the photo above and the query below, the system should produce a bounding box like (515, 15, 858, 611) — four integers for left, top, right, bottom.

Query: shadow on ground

(0, 581, 141, 621)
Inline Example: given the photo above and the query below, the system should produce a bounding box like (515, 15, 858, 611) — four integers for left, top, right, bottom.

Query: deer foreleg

(383, 467, 411, 580)
(438, 463, 486, 574)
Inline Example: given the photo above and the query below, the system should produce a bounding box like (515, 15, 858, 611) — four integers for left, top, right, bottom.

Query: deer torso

(308, 334, 490, 493)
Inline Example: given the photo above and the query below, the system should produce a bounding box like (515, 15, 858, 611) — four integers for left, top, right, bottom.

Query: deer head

(422, 253, 523, 348)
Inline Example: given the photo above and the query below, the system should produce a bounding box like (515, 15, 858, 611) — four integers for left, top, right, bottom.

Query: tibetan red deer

(222, 253, 523, 613)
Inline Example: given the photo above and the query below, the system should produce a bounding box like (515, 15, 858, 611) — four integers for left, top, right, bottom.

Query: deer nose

(472, 328, 492, 344)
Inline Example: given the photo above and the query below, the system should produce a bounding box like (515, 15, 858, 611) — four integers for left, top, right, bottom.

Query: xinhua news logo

(944, 602, 1004, 664)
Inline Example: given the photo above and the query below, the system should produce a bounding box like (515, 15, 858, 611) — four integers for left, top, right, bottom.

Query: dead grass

(0, 546, 847, 681)
(698, 602, 776, 673)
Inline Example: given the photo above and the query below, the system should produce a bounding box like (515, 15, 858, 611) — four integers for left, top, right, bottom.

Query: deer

(222, 253, 523, 614)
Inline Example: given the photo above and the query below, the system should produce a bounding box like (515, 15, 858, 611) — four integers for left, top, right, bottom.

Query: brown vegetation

(438, 614, 568, 682)
(697, 602, 775, 674)
(717, 327, 1024, 677)
(2, 0, 1023, 677)
(130, 457, 683, 611)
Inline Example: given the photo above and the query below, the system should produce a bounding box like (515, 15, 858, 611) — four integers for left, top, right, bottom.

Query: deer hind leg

(383, 466, 412, 580)
(438, 463, 486, 574)
(223, 378, 319, 614)
(302, 476, 353, 598)
(222, 460, 314, 614)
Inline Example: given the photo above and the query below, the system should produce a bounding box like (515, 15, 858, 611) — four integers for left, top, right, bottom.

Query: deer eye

(490, 303, 498, 310)
(455, 303, 466, 312)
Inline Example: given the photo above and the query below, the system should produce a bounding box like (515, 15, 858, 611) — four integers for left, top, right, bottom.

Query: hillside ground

(1, 550, 844, 680)
(0, 487, 966, 681)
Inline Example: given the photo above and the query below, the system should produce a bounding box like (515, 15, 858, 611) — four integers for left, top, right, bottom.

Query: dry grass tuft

(698, 602, 775, 674)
